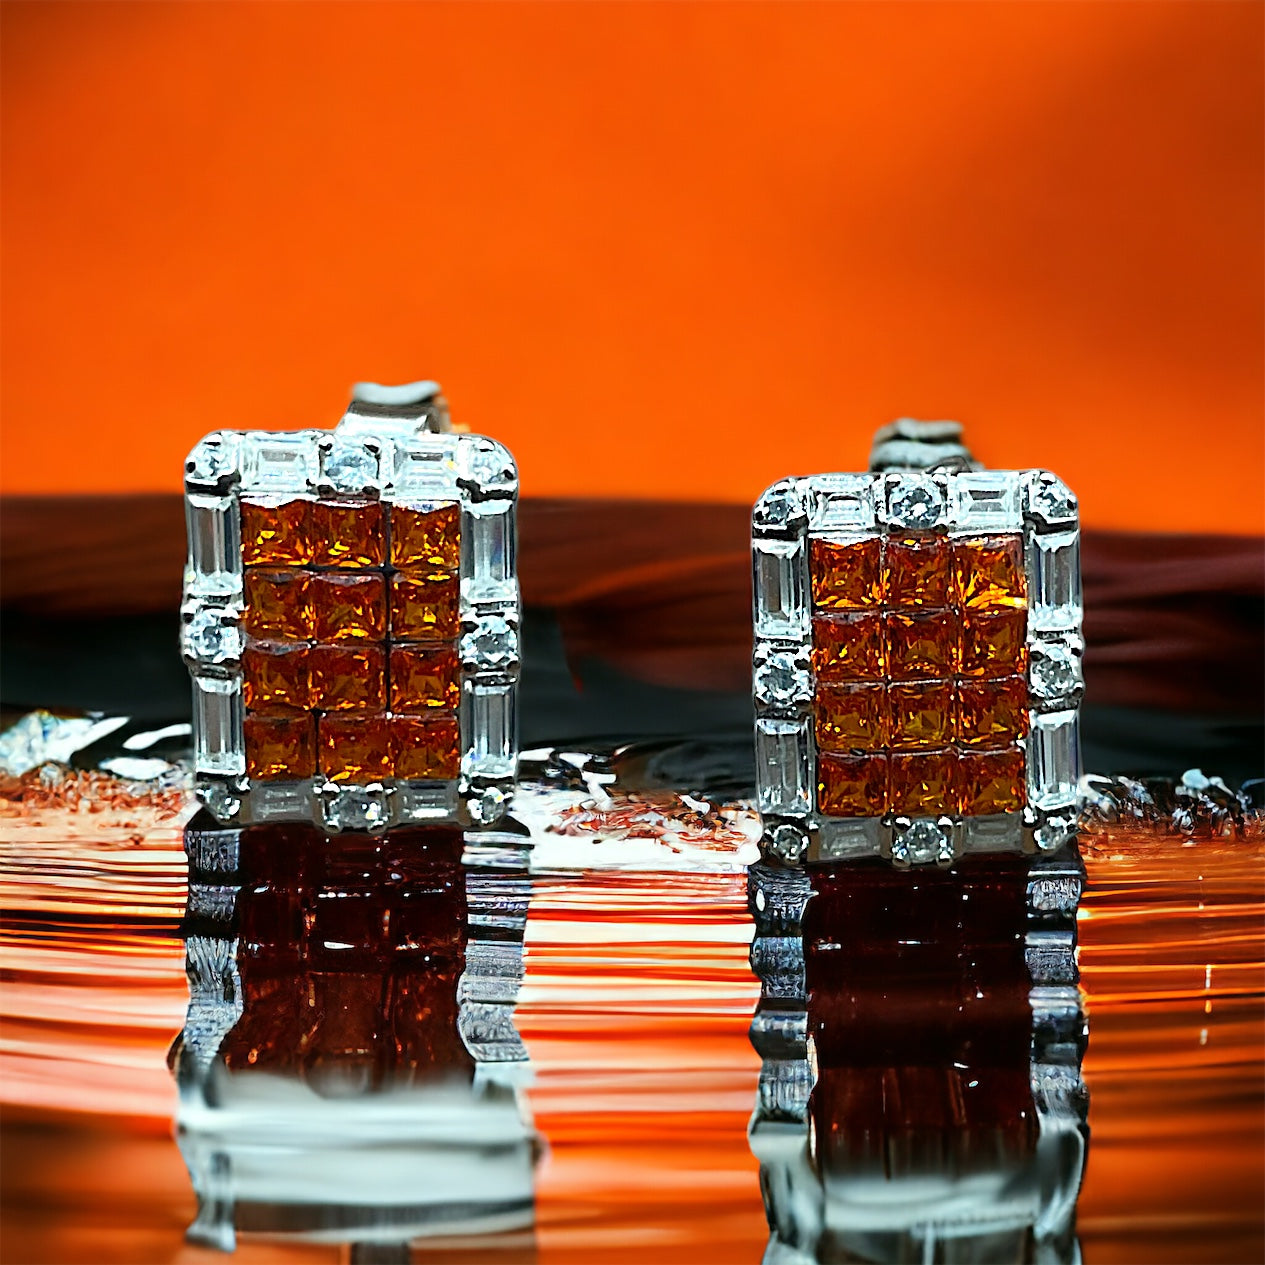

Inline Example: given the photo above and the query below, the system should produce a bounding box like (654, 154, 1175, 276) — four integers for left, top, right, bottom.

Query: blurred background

(2, 0, 1262, 534)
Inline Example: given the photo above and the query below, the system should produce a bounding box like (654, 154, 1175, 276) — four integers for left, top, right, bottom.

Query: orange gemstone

(309, 500, 385, 568)
(390, 644, 461, 712)
(309, 644, 387, 712)
(886, 609, 958, 681)
(242, 643, 310, 711)
(390, 572, 460, 641)
(961, 746, 1026, 815)
(243, 570, 313, 641)
(884, 533, 950, 608)
(957, 676, 1028, 750)
(815, 684, 888, 753)
(960, 608, 1028, 678)
(391, 502, 461, 570)
(240, 498, 312, 567)
(308, 573, 386, 642)
(245, 713, 315, 779)
(319, 714, 392, 783)
(812, 613, 885, 683)
(953, 534, 1026, 609)
(889, 680, 956, 750)
(810, 537, 883, 610)
(817, 753, 888, 818)
(889, 750, 961, 817)
(393, 714, 461, 780)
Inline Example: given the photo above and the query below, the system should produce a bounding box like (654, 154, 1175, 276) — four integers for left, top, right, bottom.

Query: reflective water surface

(1, 772, 1261, 1265)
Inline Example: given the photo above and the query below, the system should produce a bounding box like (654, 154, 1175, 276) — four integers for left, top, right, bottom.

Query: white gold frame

(182, 416, 520, 832)
(752, 468, 1082, 866)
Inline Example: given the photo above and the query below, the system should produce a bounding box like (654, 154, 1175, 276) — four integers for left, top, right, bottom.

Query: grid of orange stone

(810, 531, 1028, 818)
(239, 497, 461, 785)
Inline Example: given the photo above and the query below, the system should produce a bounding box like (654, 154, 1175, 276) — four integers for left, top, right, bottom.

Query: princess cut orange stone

(309, 500, 385, 568)
(309, 645, 387, 712)
(319, 714, 392, 783)
(888, 681, 957, 750)
(959, 608, 1027, 679)
(241, 498, 312, 567)
(245, 713, 316, 779)
(953, 534, 1026, 609)
(810, 537, 883, 609)
(242, 643, 310, 711)
(885, 534, 950, 608)
(244, 570, 312, 641)
(815, 685, 888, 753)
(391, 572, 460, 641)
(886, 610, 958, 681)
(888, 750, 961, 817)
(957, 676, 1028, 750)
(961, 747, 1026, 815)
(308, 573, 386, 642)
(391, 503, 461, 570)
(812, 613, 885, 683)
(818, 753, 888, 818)
(806, 518, 1032, 824)
(390, 644, 460, 712)
(393, 714, 461, 780)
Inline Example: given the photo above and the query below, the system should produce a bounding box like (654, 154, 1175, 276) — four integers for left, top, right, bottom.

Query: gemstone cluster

(239, 498, 462, 784)
(811, 530, 1028, 818)
(182, 425, 520, 829)
(752, 468, 1083, 864)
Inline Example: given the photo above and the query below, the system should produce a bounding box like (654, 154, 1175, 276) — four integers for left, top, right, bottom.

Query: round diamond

(187, 438, 236, 484)
(896, 819, 948, 866)
(324, 786, 388, 832)
(756, 653, 808, 706)
(462, 616, 517, 667)
(1031, 642, 1079, 699)
(767, 822, 807, 863)
(200, 782, 241, 821)
(1035, 816, 1075, 852)
(323, 441, 377, 494)
(467, 443, 513, 488)
(888, 479, 945, 529)
(186, 609, 242, 664)
(470, 784, 510, 824)
(1029, 475, 1077, 523)
(755, 484, 803, 528)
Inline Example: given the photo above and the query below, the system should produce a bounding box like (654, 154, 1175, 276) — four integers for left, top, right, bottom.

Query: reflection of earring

(175, 816, 537, 1252)
(752, 419, 1083, 867)
(182, 381, 520, 833)
(747, 849, 1088, 1259)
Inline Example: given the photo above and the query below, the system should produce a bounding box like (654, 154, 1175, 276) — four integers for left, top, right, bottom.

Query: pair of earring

(182, 382, 1083, 868)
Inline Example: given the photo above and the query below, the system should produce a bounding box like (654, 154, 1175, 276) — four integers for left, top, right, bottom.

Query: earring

(751, 419, 1083, 867)
(182, 380, 520, 832)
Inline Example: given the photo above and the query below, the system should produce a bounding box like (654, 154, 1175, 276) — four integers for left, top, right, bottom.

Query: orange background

(1, 0, 1261, 533)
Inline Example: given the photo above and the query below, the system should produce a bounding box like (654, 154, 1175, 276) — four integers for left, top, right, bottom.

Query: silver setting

(753, 458, 1083, 868)
(184, 392, 520, 832)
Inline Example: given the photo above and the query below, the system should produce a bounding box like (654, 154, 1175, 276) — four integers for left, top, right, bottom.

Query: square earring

(752, 419, 1083, 867)
(182, 381, 520, 832)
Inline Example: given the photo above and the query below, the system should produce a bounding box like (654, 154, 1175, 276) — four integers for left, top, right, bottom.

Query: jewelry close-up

(181, 380, 521, 833)
(751, 419, 1084, 867)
